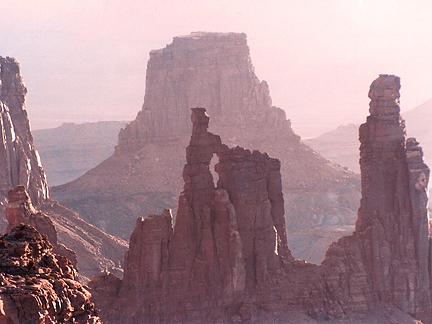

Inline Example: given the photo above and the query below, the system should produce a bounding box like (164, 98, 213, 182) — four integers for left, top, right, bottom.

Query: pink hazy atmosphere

(1, 0, 431, 138)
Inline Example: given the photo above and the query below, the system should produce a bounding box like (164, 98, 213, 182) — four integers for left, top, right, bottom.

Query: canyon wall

(91, 76, 432, 323)
(0, 57, 49, 206)
(0, 57, 128, 281)
(53, 32, 360, 263)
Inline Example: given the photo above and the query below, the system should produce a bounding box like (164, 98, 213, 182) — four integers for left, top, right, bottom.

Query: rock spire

(357, 74, 431, 320)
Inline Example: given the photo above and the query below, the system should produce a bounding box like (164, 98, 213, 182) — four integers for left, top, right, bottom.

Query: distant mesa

(52, 32, 361, 264)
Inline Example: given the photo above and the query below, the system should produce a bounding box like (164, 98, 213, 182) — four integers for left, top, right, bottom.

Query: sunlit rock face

(0, 57, 128, 283)
(53, 33, 360, 263)
(0, 57, 49, 205)
(90, 78, 432, 324)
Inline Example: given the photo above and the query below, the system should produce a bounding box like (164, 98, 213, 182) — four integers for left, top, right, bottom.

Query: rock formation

(305, 99, 432, 216)
(90, 76, 432, 323)
(0, 57, 128, 281)
(90, 108, 301, 323)
(6, 185, 77, 267)
(0, 56, 49, 206)
(0, 224, 101, 323)
(52, 32, 360, 263)
(320, 74, 432, 323)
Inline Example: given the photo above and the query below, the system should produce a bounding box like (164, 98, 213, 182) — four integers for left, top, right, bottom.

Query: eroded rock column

(357, 75, 431, 321)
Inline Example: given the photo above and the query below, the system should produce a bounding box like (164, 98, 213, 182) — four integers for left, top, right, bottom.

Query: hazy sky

(1, 0, 432, 138)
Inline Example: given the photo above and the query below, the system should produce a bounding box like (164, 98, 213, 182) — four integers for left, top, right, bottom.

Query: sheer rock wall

(0, 57, 49, 205)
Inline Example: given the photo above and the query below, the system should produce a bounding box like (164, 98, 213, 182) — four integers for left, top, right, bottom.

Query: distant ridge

(33, 121, 128, 186)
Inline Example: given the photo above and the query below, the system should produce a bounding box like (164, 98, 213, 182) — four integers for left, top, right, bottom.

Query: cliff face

(0, 57, 128, 282)
(53, 32, 360, 263)
(90, 77, 432, 323)
(0, 57, 49, 205)
(358, 75, 431, 318)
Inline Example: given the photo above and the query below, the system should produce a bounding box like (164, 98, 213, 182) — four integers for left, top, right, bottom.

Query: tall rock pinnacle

(357, 74, 431, 319)
(0, 57, 49, 205)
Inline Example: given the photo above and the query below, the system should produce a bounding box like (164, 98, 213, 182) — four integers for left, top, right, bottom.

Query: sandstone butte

(89, 74, 432, 324)
(0, 56, 128, 282)
(52, 32, 361, 264)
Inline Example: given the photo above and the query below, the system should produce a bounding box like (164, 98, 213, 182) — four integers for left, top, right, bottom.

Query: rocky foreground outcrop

(53, 32, 360, 263)
(90, 76, 432, 323)
(0, 56, 128, 281)
(0, 224, 101, 323)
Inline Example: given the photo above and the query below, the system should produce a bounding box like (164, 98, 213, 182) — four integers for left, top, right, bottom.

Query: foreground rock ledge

(90, 75, 431, 324)
(0, 224, 101, 323)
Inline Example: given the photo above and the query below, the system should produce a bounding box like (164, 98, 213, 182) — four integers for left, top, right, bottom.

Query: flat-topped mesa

(52, 32, 359, 265)
(116, 32, 295, 153)
(0, 57, 49, 204)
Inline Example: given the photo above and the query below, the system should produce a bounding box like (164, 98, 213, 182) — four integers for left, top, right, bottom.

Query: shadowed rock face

(358, 75, 431, 319)
(90, 77, 432, 324)
(53, 32, 360, 263)
(321, 75, 432, 322)
(0, 57, 49, 205)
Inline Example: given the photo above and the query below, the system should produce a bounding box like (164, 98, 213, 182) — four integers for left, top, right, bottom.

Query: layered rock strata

(91, 77, 432, 323)
(53, 32, 360, 263)
(0, 224, 101, 323)
(0, 57, 49, 205)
